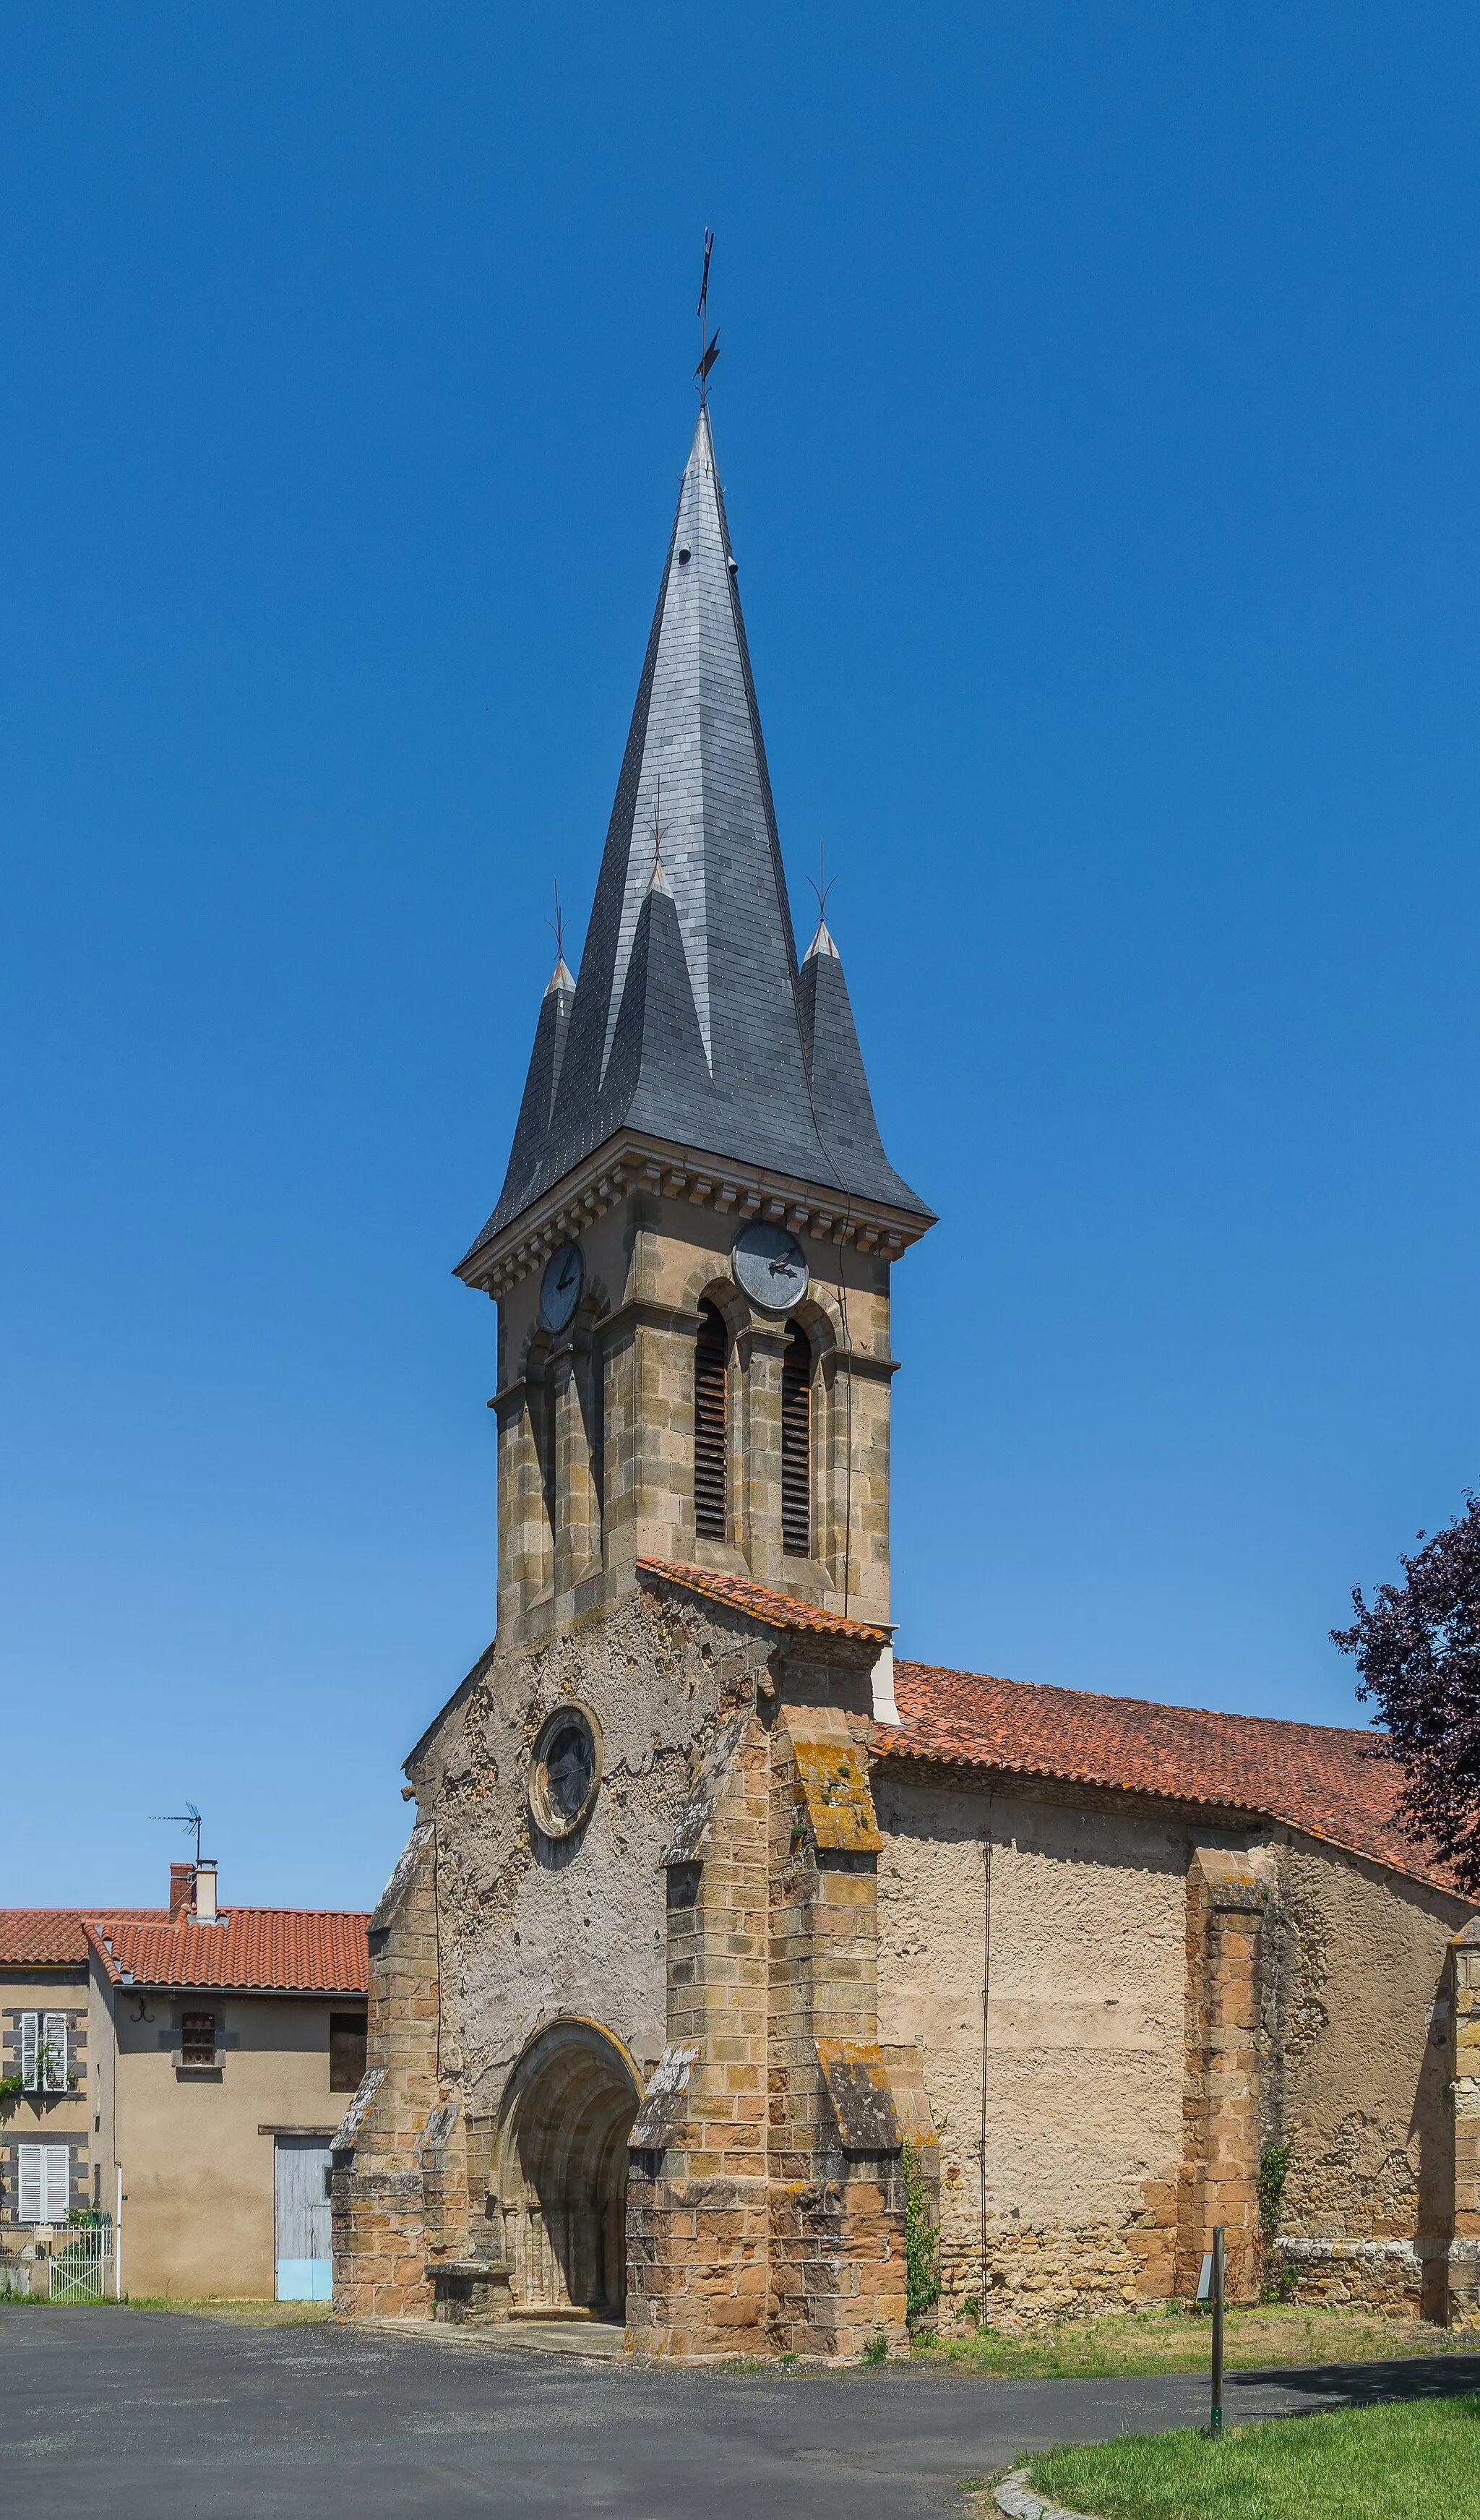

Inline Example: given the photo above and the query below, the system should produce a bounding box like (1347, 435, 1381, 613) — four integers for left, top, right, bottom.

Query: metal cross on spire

(694, 227, 719, 403)
(808, 839, 838, 929)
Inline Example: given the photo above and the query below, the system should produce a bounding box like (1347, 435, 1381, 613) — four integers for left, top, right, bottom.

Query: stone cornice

(456, 1130, 935, 1301)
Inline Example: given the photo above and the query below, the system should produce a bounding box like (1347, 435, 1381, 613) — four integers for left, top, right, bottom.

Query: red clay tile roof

(85, 1910, 369, 1995)
(879, 1660, 1466, 1898)
(637, 1557, 891, 1644)
(0, 1906, 368, 1993)
(0, 1909, 167, 1966)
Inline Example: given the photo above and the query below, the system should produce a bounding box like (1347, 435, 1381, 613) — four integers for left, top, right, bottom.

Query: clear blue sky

(4, 5, 1478, 1911)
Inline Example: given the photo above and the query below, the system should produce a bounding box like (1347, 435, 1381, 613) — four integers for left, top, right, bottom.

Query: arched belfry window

(781, 1321, 812, 1557)
(694, 1300, 728, 1540)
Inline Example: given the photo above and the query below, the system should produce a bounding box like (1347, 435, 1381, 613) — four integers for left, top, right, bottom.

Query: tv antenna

(694, 228, 719, 404)
(152, 1803, 203, 1866)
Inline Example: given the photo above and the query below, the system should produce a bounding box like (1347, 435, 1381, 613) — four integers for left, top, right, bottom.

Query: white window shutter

(17, 2145, 42, 2222)
(43, 2146, 69, 2223)
(43, 2013, 68, 2093)
(20, 2012, 37, 2091)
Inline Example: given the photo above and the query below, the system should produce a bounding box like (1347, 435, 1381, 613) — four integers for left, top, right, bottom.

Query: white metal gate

(275, 2136, 332, 2302)
(49, 2226, 113, 2302)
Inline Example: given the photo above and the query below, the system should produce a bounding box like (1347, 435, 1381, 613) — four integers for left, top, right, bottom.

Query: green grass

(921, 2300, 1473, 2381)
(1025, 2392, 1480, 2520)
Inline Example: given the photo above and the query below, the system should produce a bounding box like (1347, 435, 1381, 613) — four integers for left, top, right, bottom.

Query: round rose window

(528, 1705, 602, 1839)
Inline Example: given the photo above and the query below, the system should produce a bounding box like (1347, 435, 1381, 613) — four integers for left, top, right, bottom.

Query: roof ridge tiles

(891, 1657, 1378, 1748)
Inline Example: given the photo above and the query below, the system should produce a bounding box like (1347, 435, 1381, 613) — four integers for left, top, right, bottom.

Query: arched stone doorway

(494, 2018, 640, 2319)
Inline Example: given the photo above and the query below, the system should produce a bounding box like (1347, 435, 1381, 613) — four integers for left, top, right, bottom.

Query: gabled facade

(335, 400, 1480, 2354)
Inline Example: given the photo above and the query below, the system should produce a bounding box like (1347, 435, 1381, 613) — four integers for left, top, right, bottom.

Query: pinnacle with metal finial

(545, 880, 575, 994)
(805, 839, 840, 961)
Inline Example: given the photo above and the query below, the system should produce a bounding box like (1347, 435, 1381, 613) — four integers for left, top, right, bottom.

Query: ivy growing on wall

(1257, 2140, 1291, 2242)
(903, 2138, 940, 2326)
(1257, 2140, 1297, 2302)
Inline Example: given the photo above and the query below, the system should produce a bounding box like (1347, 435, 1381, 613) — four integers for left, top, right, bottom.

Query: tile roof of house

(0, 1907, 369, 1994)
(85, 1909, 370, 1994)
(0, 1909, 166, 1967)
(637, 1557, 892, 1645)
(879, 1659, 1464, 1897)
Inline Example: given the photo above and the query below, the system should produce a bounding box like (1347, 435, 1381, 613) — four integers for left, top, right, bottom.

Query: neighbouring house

(334, 396, 1480, 2356)
(1, 1861, 369, 2300)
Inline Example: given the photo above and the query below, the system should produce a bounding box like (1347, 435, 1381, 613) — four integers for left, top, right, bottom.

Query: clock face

(732, 1222, 809, 1314)
(539, 1240, 584, 1334)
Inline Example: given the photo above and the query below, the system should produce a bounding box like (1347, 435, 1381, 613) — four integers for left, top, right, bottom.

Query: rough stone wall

(626, 1670, 908, 2361)
(332, 1825, 449, 2320)
(1247, 1838, 1467, 2318)
(627, 1711, 773, 2356)
(873, 1770, 1189, 2330)
(766, 1706, 907, 2360)
(1175, 1849, 1271, 2303)
(429, 1588, 775, 2108)
(1268, 1842, 1460, 2258)
(337, 1583, 775, 2326)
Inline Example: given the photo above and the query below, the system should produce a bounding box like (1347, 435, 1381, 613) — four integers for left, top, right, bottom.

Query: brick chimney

(169, 1863, 194, 1922)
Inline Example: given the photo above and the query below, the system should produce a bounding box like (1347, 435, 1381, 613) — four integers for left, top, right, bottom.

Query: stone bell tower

(456, 405, 934, 1650)
(335, 400, 937, 2359)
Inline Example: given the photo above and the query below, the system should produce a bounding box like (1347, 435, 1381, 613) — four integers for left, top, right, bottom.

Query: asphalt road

(4, 2310, 1478, 2518)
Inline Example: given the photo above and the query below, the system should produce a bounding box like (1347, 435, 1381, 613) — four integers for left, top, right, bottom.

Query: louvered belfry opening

(781, 1321, 812, 1557)
(694, 1300, 728, 1540)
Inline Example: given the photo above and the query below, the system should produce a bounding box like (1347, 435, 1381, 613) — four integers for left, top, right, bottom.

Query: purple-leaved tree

(1333, 1493, 1480, 1890)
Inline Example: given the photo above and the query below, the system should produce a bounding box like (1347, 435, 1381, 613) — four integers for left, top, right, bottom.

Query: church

(333, 400, 1480, 2354)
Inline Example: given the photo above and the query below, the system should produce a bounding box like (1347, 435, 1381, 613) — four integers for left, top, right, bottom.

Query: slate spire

(462, 408, 928, 1262)
(795, 920, 899, 1189)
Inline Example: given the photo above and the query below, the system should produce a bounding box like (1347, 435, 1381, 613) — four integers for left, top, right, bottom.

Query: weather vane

(695, 228, 719, 404)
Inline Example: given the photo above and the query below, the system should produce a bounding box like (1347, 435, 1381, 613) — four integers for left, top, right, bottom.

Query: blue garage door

(275, 2136, 332, 2302)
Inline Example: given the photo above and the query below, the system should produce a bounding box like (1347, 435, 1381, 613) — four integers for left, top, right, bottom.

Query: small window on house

(181, 2011, 216, 2067)
(17, 2143, 70, 2225)
(694, 1300, 728, 1540)
(781, 1321, 812, 1556)
(20, 2012, 68, 2093)
(42, 2013, 68, 2092)
(330, 2012, 368, 2093)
